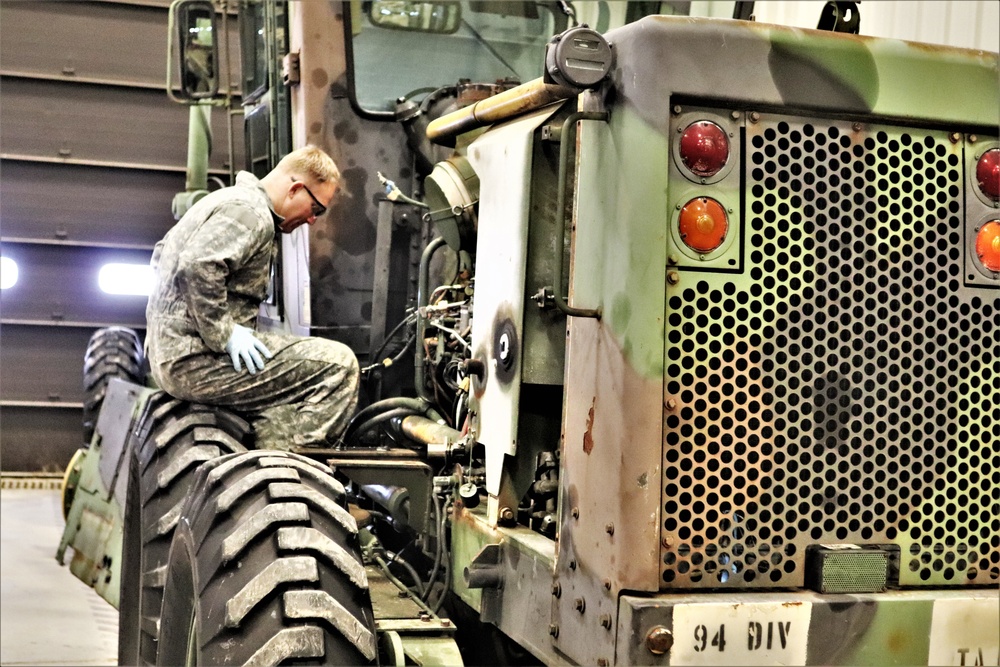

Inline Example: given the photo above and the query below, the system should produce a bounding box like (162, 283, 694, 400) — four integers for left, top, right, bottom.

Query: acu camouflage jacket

(146, 171, 281, 365)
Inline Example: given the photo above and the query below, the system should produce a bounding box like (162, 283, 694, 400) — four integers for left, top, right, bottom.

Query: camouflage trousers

(152, 334, 358, 450)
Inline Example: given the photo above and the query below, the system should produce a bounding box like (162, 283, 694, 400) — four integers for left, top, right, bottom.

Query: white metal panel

(467, 105, 561, 496)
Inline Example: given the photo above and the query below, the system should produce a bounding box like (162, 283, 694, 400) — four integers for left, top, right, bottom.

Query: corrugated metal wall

(750, 0, 1000, 52)
(0, 0, 241, 471)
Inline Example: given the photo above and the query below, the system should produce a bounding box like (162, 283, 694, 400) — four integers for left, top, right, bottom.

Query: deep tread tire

(83, 327, 144, 444)
(157, 450, 377, 666)
(118, 393, 250, 666)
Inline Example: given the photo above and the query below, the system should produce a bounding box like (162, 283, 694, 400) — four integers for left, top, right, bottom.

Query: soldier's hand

(224, 325, 273, 375)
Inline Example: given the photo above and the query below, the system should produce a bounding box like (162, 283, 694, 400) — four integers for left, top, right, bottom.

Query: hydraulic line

(422, 494, 444, 602)
(342, 397, 433, 444)
(415, 238, 448, 402)
(344, 407, 424, 447)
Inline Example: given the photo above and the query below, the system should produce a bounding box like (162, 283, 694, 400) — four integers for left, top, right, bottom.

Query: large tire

(83, 327, 144, 444)
(118, 393, 250, 666)
(157, 450, 377, 666)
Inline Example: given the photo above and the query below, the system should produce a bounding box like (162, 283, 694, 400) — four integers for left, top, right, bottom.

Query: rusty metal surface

(427, 78, 578, 145)
(450, 505, 571, 665)
(400, 415, 462, 445)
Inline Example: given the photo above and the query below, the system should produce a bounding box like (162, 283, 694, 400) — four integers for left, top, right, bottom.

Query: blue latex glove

(224, 325, 272, 375)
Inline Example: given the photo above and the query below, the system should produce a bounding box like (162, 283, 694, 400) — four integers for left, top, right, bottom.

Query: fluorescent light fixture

(99, 262, 154, 296)
(0, 256, 18, 290)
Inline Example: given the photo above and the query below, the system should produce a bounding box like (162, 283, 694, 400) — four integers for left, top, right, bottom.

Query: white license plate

(927, 598, 1000, 666)
(671, 601, 813, 665)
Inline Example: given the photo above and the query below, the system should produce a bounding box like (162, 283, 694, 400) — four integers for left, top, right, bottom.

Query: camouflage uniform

(146, 171, 358, 449)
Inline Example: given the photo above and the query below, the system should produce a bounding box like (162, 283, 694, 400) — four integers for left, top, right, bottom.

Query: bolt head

(574, 597, 586, 613)
(646, 626, 674, 655)
(552, 582, 562, 598)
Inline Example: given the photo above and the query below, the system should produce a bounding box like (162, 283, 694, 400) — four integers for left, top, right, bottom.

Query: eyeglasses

(291, 177, 327, 217)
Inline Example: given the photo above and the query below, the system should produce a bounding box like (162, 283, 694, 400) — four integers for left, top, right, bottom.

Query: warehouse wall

(690, 0, 1000, 52)
(0, 0, 241, 471)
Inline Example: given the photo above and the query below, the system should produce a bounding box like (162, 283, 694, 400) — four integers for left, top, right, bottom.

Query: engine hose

(416, 238, 448, 402)
(422, 494, 444, 602)
(344, 407, 425, 447)
(431, 500, 452, 614)
(400, 415, 462, 447)
(342, 396, 433, 443)
(386, 551, 426, 598)
(374, 555, 436, 616)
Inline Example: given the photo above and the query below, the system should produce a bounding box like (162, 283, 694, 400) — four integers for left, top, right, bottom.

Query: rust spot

(311, 67, 330, 88)
(583, 398, 596, 454)
(887, 630, 907, 654)
(781, 601, 803, 607)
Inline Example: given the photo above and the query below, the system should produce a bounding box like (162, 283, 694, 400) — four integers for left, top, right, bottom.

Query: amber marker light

(679, 197, 729, 253)
(976, 220, 1000, 272)
(977, 148, 1000, 201)
(679, 121, 730, 178)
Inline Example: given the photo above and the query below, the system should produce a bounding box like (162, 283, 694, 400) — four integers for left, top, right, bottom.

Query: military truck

(58, 0, 999, 665)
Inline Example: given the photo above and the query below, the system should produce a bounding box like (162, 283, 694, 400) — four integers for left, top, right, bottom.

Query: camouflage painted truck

(58, 1, 1000, 665)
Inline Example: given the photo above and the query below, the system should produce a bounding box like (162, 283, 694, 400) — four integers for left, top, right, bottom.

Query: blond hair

(278, 145, 340, 187)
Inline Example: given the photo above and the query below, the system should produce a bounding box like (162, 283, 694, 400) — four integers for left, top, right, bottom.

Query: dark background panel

(0, 407, 84, 473)
(0, 1, 175, 85)
(0, 0, 242, 91)
(0, 77, 241, 172)
(0, 160, 182, 247)
(0, 242, 152, 327)
(0, 0, 241, 472)
(0, 324, 106, 404)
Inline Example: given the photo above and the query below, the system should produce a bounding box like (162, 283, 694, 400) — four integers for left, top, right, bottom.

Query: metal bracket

(465, 543, 504, 624)
(817, 1, 860, 33)
(282, 51, 300, 86)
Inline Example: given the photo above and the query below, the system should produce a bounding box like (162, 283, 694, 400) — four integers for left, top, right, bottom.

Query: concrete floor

(1, 485, 117, 666)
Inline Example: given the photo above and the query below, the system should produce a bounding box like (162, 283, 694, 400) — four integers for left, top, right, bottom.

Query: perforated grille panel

(661, 114, 1000, 589)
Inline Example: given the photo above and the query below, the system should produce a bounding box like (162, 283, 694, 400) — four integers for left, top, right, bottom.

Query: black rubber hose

(344, 407, 425, 447)
(342, 397, 432, 444)
(415, 238, 448, 402)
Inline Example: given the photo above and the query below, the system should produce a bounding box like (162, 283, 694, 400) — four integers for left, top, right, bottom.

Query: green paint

(770, 30, 880, 111)
(574, 106, 668, 379)
(841, 599, 933, 665)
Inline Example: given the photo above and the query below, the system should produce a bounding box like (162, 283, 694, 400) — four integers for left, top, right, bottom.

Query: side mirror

(367, 1, 462, 34)
(170, 0, 219, 100)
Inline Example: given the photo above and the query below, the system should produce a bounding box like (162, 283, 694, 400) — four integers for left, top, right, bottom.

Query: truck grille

(661, 114, 1000, 589)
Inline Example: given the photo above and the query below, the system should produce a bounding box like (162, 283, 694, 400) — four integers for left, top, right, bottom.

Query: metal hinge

(282, 52, 300, 86)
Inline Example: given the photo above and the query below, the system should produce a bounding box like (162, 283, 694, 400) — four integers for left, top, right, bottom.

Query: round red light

(976, 220, 1000, 272)
(679, 121, 730, 178)
(679, 197, 728, 253)
(977, 148, 1000, 201)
